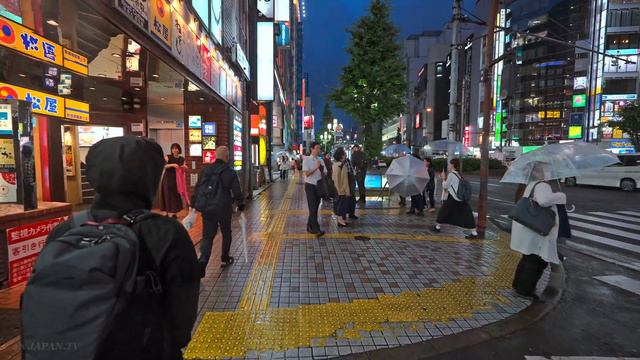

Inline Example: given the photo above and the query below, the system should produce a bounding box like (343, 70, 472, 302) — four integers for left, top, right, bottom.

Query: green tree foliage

(609, 103, 640, 152)
(331, 0, 406, 159)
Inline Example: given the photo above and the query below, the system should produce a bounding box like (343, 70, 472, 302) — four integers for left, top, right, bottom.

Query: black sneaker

(220, 256, 235, 269)
(349, 214, 359, 220)
(465, 234, 478, 239)
(316, 231, 325, 238)
(432, 225, 441, 233)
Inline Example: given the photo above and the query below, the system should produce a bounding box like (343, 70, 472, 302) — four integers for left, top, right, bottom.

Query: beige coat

(332, 161, 350, 196)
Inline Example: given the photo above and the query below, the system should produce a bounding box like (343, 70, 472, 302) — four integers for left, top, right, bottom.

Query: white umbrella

(427, 140, 467, 154)
(239, 212, 248, 263)
(501, 142, 620, 184)
(385, 155, 430, 197)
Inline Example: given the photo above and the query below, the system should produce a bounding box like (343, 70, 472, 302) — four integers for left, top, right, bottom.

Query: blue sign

(203, 122, 216, 136)
(364, 174, 382, 189)
(569, 113, 584, 126)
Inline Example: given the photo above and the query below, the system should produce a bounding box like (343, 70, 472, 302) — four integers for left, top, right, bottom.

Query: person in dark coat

(160, 143, 187, 218)
(424, 158, 436, 212)
(43, 136, 200, 360)
(407, 151, 426, 215)
(192, 146, 245, 276)
(350, 144, 368, 203)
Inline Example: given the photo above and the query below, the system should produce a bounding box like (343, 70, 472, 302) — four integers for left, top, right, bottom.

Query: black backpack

(451, 172, 473, 202)
(21, 210, 163, 360)
(193, 167, 228, 213)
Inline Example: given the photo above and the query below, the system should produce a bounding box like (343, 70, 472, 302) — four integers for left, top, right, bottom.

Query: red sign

(251, 114, 260, 136)
(415, 113, 421, 129)
(6, 217, 67, 286)
(259, 119, 267, 136)
(303, 115, 313, 129)
(464, 126, 471, 147)
(203, 150, 216, 164)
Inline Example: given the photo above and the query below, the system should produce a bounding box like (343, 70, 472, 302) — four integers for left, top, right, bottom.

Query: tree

(321, 101, 334, 131)
(331, 0, 406, 159)
(609, 103, 640, 152)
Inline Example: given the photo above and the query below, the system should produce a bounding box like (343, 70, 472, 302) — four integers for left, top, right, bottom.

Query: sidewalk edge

(341, 260, 566, 360)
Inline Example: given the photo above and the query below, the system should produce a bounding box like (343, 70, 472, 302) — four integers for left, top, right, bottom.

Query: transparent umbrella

(385, 155, 430, 197)
(501, 142, 620, 184)
(426, 140, 467, 154)
(382, 144, 411, 158)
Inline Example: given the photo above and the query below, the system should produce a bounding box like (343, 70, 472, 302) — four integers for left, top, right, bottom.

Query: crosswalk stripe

(589, 212, 640, 223)
(568, 213, 640, 231)
(572, 230, 640, 254)
(617, 211, 640, 217)
(569, 220, 640, 241)
(593, 275, 640, 295)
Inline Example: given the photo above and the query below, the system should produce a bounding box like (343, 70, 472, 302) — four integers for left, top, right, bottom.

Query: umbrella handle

(566, 204, 575, 213)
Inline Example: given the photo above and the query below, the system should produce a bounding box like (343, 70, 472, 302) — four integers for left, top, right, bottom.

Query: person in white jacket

(510, 162, 566, 298)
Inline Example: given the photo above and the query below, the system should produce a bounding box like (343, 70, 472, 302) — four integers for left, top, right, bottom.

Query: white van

(565, 155, 640, 191)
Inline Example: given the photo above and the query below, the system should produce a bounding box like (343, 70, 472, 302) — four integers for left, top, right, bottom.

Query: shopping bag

(182, 208, 197, 230)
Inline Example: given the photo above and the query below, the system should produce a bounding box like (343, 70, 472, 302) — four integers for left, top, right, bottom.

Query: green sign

(572, 94, 587, 107)
(568, 126, 583, 139)
(522, 146, 541, 154)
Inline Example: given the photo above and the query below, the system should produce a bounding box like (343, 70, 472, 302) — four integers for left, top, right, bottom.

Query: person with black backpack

(21, 136, 200, 360)
(432, 158, 478, 239)
(191, 146, 245, 277)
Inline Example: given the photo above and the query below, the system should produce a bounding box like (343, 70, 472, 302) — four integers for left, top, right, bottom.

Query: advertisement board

(6, 216, 67, 286)
(233, 114, 243, 171)
(210, 0, 222, 44)
(257, 22, 274, 101)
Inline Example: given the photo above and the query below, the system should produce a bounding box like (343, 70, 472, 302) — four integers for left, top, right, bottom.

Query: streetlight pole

(477, 0, 499, 239)
(448, 0, 462, 162)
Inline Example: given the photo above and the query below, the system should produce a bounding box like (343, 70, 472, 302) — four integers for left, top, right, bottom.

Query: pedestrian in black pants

(345, 154, 359, 220)
(303, 142, 326, 237)
(193, 146, 245, 277)
(424, 157, 436, 212)
(351, 144, 367, 203)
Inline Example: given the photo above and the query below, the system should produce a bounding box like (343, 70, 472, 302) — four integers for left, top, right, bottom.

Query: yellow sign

(65, 99, 90, 122)
(63, 48, 88, 75)
(150, 0, 172, 47)
(0, 16, 63, 66)
(0, 82, 90, 121)
(0, 16, 88, 75)
(546, 110, 561, 119)
(538, 111, 546, 119)
(0, 139, 15, 169)
(613, 129, 624, 139)
(189, 129, 202, 142)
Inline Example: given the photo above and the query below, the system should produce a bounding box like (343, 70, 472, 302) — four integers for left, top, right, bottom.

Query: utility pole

(477, 0, 499, 239)
(447, 0, 462, 158)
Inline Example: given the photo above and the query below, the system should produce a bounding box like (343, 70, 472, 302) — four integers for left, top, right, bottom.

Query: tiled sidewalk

(185, 177, 547, 360)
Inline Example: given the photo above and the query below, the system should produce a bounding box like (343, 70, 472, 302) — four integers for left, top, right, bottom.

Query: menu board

(78, 126, 124, 147)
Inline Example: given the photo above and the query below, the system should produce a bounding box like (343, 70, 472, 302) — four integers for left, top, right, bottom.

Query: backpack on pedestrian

(452, 172, 473, 202)
(193, 167, 228, 213)
(21, 210, 163, 360)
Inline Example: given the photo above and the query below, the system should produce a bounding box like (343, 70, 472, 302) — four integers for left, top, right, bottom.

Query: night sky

(303, 0, 467, 135)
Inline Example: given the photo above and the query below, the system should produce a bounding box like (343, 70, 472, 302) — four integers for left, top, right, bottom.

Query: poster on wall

(188, 115, 202, 128)
(0, 103, 12, 135)
(202, 136, 216, 150)
(189, 129, 202, 142)
(172, 12, 187, 63)
(0, 171, 17, 203)
(189, 143, 202, 157)
(203, 149, 216, 164)
(149, 0, 172, 47)
(6, 217, 67, 286)
(203, 122, 216, 136)
(0, 139, 15, 170)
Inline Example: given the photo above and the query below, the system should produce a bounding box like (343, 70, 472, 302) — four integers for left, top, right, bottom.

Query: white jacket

(510, 181, 566, 264)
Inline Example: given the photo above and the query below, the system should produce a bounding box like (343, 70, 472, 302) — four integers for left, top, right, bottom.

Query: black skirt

(160, 170, 183, 213)
(436, 194, 476, 229)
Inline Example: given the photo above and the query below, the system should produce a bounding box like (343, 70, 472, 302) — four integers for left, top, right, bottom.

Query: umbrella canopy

(382, 144, 411, 158)
(385, 155, 430, 197)
(426, 140, 467, 154)
(501, 142, 620, 184)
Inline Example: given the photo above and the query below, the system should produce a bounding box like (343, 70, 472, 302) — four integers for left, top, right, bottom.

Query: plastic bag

(182, 208, 197, 230)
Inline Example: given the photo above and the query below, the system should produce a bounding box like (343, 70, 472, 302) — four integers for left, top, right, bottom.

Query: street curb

(339, 256, 567, 360)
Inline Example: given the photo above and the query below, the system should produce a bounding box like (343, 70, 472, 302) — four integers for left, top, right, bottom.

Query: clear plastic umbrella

(501, 142, 620, 184)
(239, 212, 248, 263)
(426, 140, 467, 154)
(382, 144, 411, 158)
(385, 155, 430, 197)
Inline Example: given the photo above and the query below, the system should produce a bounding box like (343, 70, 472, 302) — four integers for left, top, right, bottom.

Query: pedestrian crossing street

(502, 210, 640, 256)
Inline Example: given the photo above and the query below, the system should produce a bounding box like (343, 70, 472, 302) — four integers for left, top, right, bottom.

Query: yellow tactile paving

(185, 233, 521, 359)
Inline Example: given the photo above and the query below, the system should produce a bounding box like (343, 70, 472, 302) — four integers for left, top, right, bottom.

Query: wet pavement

(184, 176, 547, 359)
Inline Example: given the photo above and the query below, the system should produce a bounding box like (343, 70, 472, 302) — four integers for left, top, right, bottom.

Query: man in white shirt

(303, 142, 326, 237)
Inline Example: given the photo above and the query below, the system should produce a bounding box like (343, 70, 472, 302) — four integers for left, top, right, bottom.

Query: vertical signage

(210, 0, 223, 44)
(257, 22, 274, 101)
(275, 0, 290, 22)
(115, 0, 149, 30)
(149, 0, 172, 47)
(233, 113, 243, 171)
(257, 0, 274, 18)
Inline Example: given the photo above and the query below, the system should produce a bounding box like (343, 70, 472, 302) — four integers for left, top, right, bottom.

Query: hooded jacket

(45, 136, 200, 360)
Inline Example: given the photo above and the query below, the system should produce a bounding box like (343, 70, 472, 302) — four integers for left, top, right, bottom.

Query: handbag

(510, 182, 556, 236)
(317, 175, 337, 199)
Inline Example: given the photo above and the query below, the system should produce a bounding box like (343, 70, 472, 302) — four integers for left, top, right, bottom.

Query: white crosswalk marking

(617, 211, 640, 217)
(501, 210, 640, 256)
(568, 213, 640, 231)
(589, 212, 640, 223)
(593, 275, 640, 295)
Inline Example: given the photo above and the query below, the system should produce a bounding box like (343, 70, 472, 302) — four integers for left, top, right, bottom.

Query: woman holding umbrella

(510, 162, 566, 299)
(432, 158, 478, 239)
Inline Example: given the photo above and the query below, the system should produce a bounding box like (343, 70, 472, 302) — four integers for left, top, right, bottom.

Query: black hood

(86, 136, 164, 213)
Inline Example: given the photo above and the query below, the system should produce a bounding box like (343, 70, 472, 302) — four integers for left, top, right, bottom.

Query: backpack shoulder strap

(528, 181, 544, 199)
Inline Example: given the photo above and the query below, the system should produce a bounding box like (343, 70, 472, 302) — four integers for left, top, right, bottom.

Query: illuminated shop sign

(257, 22, 274, 101)
(572, 94, 587, 107)
(0, 82, 90, 121)
(233, 114, 243, 171)
(0, 16, 88, 75)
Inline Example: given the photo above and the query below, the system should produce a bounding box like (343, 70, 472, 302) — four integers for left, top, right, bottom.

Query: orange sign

(150, 0, 172, 47)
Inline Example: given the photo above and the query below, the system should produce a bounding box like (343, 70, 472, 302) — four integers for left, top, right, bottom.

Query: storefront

(0, 0, 250, 287)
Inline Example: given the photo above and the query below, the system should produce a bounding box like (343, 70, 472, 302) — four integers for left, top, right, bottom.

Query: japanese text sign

(6, 216, 67, 286)
(150, 0, 172, 47)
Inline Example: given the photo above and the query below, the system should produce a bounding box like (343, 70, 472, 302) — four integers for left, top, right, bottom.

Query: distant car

(565, 154, 640, 191)
(374, 160, 388, 170)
